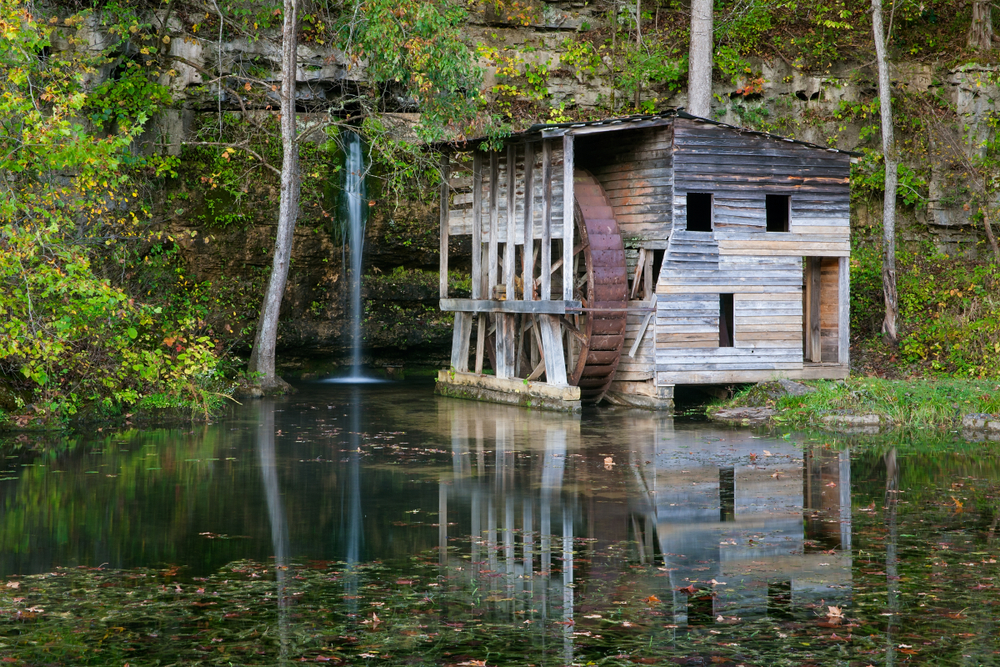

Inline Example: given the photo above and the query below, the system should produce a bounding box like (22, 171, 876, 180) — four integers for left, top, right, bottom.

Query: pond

(1, 380, 1000, 665)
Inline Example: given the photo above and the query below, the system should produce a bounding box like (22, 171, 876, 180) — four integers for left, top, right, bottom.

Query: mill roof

(441, 108, 859, 156)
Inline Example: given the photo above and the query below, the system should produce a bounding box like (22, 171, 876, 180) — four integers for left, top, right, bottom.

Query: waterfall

(344, 132, 367, 379)
(325, 132, 383, 384)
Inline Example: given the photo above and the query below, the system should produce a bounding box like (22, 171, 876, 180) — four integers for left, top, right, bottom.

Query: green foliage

(0, 0, 228, 426)
(851, 241, 1000, 379)
(86, 61, 172, 131)
(0, 227, 226, 425)
(339, 0, 490, 143)
(722, 377, 1000, 429)
(851, 149, 929, 209)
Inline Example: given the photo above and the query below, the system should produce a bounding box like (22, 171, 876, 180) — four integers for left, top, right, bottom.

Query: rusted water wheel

(562, 169, 628, 404)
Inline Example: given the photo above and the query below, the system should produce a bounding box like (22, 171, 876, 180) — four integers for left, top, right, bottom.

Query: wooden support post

(488, 151, 500, 296)
(805, 257, 822, 363)
(539, 314, 567, 386)
(439, 154, 450, 299)
(450, 311, 472, 372)
(838, 256, 850, 366)
(644, 248, 654, 299)
(514, 314, 525, 377)
(475, 314, 486, 374)
(522, 142, 535, 300)
(471, 152, 483, 300)
(541, 140, 552, 301)
(505, 144, 517, 300)
(495, 314, 516, 379)
(562, 134, 574, 302)
(631, 247, 646, 300)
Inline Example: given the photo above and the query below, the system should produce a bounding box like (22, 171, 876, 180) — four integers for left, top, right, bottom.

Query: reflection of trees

(0, 424, 273, 574)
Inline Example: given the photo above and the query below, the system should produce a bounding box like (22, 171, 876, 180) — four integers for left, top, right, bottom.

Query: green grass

(718, 377, 1000, 430)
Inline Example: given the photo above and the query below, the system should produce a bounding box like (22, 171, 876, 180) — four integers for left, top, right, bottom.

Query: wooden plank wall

(616, 303, 655, 381)
(671, 118, 850, 255)
(819, 257, 840, 362)
(581, 125, 673, 243)
(447, 143, 565, 240)
(656, 118, 851, 385)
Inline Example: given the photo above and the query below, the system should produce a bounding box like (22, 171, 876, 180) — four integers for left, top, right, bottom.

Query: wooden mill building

(435, 110, 853, 411)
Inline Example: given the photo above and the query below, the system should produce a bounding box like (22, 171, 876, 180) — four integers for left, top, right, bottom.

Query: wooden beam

(631, 247, 647, 300)
(539, 314, 567, 386)
(495, 314, 516, 379)
(562, 134, 575, 301)
(628, 296, 657, 358)
(439, 154, 450, 299)
(522, 142, 535, 301)
(488, 151, 499, 296)
(541, 140, 552, 300)
(644, 247, 654, 299)
(838, 256, 850, 366)
(471, 152, 483, 300)
(505, 144, 517, 300)
(450, 311, 472, 372)
(440, 298, 582, 314)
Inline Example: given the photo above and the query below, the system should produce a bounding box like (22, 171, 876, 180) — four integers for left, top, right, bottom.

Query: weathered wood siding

(655, 118, 851, 385)
(447, 143, 566, 240)
(616, 302, 655, 381)
(581, 125, 673, 243)
(820, 257, 841, 362)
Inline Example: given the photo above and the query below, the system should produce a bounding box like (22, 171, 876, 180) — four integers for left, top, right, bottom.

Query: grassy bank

(712, 377, 1000, 431)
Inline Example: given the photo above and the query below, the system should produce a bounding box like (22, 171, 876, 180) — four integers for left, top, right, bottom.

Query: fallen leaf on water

(952, 495, 964, 511)
(675, 585, 698, 595)
(642, 595, 661, 604)
(583, 614, 602, 619)
(763, 450, 772, 456)
(827, 605, 843, 618)
(603, 457, 615, 470)
(5, 581, 19, 589)
(709, 579, 726, 586)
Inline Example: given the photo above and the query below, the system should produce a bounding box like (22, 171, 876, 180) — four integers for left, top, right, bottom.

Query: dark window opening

(719, 467, 735, 522)
(766, 195, 790, 232)
(686, 193, 713, 232)
(719, 294, 734, 347)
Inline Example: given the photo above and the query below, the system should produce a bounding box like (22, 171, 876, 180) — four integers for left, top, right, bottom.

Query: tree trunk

(247, 0, 300, 391)
(872, 0, 898, 345)
(984, 209, 1000, 259)
(968, 1, 994, 51)
(688, 0, 713, 117)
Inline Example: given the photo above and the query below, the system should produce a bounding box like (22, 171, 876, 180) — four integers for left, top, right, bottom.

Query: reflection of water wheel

(481, 170, 628, 405)
(563, 170, 628, 404)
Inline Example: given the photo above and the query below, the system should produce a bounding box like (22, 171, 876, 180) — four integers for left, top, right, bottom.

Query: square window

(686, 192, 713, 232)
(766, 194, 790, 232)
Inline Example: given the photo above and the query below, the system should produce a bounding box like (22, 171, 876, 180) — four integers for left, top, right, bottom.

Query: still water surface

(1, 381, 999, 665)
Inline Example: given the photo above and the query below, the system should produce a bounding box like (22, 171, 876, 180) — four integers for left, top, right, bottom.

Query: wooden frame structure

(435, 111, 854, 411)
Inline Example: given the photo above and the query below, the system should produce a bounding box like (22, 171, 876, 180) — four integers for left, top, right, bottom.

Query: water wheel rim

(565, 169, 628, 404)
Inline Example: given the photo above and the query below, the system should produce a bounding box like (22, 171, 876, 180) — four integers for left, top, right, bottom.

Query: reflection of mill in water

(434, 399, 852, 658)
